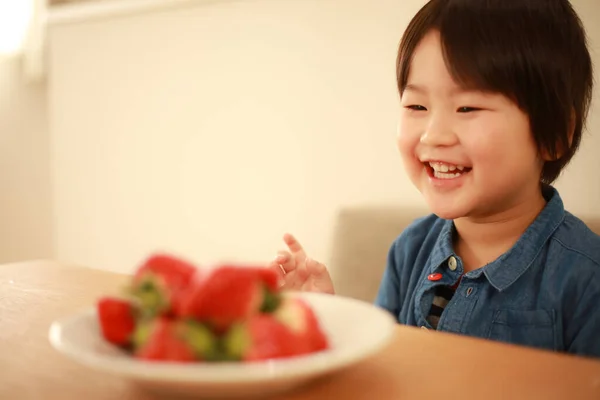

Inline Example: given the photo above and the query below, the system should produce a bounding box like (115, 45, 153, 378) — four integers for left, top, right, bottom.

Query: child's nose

(419, 116, 458, 147)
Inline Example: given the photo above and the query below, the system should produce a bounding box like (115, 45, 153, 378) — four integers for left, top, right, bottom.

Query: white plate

(49, 291, 396, 399)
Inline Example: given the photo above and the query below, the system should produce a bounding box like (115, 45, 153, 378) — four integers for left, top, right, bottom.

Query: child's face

(397, 30, 544, 220)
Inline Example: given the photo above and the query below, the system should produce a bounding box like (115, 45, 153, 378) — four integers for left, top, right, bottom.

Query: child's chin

(426, 200, 468, 221)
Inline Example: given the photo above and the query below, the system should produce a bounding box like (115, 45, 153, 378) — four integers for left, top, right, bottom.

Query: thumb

(305, 257, 327, 277)
(305, 257, 335, 295)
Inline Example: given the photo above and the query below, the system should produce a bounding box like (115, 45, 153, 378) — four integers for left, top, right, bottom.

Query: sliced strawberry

(223, 314, 301, 361)
(178, 266, 265, 332)
(128, 253, 198, 317)
(97, 296, 137, 346)
(133, 317, 220, 362)
(274, 297, 329, 354)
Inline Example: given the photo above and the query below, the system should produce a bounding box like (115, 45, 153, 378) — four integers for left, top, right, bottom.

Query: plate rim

(48, 291, 396, 384)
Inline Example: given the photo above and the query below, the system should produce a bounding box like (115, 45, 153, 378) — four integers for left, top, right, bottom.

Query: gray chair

(327, 206, 427, 303)
(328, 206, 600, 303)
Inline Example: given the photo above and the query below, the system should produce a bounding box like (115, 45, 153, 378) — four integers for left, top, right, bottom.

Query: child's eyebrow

(405, 83, 494, 98)
(405, 83, 463, 95)
(404, 84, 427, 94)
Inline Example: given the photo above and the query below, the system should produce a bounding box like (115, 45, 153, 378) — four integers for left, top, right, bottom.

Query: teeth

(428, 162, 466, 173)
(434, 171, 462, 179)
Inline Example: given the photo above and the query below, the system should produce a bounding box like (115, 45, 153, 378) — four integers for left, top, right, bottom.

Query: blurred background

(1, 0, 599, 276)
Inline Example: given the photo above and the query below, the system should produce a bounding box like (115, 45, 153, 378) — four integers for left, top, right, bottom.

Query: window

(0, 0, 35, 56)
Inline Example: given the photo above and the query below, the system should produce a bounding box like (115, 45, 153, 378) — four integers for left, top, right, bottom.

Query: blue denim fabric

(375, 186, 600, 358)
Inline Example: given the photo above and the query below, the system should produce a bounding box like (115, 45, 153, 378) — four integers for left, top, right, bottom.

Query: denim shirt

(375, 186, 600, 358)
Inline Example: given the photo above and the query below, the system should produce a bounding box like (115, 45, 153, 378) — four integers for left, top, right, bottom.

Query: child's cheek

(396, 127, 423, 184)
(398, 125, 420, 156)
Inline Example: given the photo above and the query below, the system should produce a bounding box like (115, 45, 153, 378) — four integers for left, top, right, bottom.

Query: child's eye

(457, 106, 480, 113)
(406, 105, 427, 111)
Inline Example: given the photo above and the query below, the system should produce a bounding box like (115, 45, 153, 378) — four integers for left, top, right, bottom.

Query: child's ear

(541, 108, 575, 161)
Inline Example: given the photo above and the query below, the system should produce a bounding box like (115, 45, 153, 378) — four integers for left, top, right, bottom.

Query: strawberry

(212, 264, 282, 313)
(247, 266, 282, 313)
(222, 314, 301, 361)
(97, 296, 137, 346)
(249, 265, 280, 292)
(178, 266, 266, 332)
(133, 317, 220, 362)
(273, 297, 329, 354)
(177, 265, 282, 330)
(128, 253, 198, 317)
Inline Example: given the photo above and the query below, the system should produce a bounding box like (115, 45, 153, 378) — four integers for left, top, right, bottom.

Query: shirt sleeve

(566, 271, 600, 358)
(374, 239, 402, 318)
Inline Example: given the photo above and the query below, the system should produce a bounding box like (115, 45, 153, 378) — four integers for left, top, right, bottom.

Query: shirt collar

(427, 185, 565, 292)
(428, 219, 456, 274)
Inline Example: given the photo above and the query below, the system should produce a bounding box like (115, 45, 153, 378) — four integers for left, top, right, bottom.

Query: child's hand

(268, 233, 335, 295)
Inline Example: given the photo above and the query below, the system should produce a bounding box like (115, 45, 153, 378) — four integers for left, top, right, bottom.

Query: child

(269, 0, 600, 358)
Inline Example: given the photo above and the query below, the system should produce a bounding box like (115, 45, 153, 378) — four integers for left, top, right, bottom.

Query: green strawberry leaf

(128, 275, 169, 318)
(260, 288, 281, 313)
(183, 320, 223, 361)
(221, 323, 249, 361)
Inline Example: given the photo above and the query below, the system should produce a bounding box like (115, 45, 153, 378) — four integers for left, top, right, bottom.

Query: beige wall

(0, 57, 52, 263)
(34, 0, 600, 273)
(553, 0, 600, 218)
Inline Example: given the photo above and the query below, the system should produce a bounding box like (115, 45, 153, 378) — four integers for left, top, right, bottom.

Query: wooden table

(1, 261, 600, 399)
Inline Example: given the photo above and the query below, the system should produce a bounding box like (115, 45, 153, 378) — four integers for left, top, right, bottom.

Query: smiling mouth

(424, 161, 472, 179)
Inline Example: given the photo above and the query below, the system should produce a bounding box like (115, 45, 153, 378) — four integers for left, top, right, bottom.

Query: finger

(285, 268, 308, 290)
(283, 233, 307, 258)
(274, 250, 296, 273)
(305, 258, 335, 294)
(305, 257, 327, 276)
(266, 259, 286, 282)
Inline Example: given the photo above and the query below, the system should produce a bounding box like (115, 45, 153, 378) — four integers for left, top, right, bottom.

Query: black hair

(397, 0, 594, 183)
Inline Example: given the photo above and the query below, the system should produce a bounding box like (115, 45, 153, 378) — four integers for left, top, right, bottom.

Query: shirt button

(428, 273, 443, 281)
(448, 256, 458, 271)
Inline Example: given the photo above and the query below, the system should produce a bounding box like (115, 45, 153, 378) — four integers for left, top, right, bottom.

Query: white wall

(0, 57, 52, 263)
(45, 0, 600, 274)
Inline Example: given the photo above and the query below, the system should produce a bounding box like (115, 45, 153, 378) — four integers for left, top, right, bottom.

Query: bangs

(437, 6, 524, 96)
(437, 2, 560, 103)
(397, 0, 566, 109)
